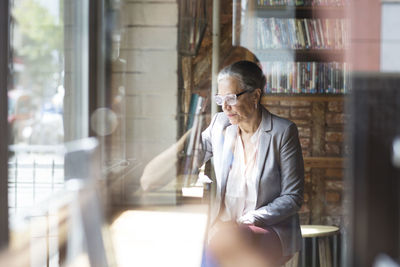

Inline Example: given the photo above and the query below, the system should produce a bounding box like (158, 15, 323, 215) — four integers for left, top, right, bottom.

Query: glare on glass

(214, 90, 250, 106)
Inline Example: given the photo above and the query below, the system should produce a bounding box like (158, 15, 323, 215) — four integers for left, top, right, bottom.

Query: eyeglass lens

(214, 94, 237, 106)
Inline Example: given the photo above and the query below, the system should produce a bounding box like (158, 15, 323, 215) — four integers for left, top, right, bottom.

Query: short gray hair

(217, 61, 266, 93)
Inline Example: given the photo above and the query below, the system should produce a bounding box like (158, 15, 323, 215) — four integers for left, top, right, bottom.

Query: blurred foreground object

(110, 204, 208, 267)
(0, 138, 115, 267)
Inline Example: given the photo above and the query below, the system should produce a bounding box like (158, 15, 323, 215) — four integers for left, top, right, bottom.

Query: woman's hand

(237, 211, 256, 225)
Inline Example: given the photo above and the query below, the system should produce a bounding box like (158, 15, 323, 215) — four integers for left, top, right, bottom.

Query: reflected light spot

(90, 108, 118, 136)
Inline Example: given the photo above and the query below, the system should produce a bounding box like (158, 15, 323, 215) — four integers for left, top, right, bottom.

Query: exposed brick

(304, 193, 309, 202)
(311, 102, 325, 157)
(326, 191, 341, 203)
(325, 143, 341, 156)
(302, 150, 311, 157)
(323, 215, 342, 227)
(300, 137, 310, 149)
(298, 126, 311, 138)
(304, 167, 311, 172)
(299, 209, 311, 225)
(292, 119, 310, 126)
(325, 131, 344, 142)
(310, 168, 325, 224)
(300, 205, 310, 213)
(262, 100, 280, 106)
(290, 107, 312, 119)
(325, 204, 342, 216)
(328, 101, 344, 113)
(304, 172, 311, 183)
(326, 113, 345, 125)
(326, 180, 344, 190)
(267, 107, 290, 118)
(280, 100, 311, 107)
(326, 168, 343, 178)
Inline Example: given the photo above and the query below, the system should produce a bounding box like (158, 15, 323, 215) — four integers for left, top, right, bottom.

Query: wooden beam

(303, 157, 344, 168)
(261, 95, 345, 103)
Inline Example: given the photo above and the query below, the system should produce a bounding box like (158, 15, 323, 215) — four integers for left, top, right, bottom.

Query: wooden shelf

(261, 94, 345, 102)
(253, 49, 345, 62)
(255, 5, 346, 18)
(303, 157, 344, 168)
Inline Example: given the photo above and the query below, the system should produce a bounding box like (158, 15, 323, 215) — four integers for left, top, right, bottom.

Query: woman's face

(217, 77, 258, 125)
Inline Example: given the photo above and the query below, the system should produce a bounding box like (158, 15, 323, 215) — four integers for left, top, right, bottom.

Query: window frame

(0, 0, 10, 248)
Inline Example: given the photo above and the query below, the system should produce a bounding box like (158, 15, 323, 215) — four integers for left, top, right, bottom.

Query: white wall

(110, 0, 179, 204)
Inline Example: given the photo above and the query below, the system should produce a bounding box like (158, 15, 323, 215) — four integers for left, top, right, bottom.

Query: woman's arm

(140, 113, 219, 191)
(140, 130, 191, 191)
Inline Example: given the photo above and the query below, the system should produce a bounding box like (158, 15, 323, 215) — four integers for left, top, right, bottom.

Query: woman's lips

(227, 113, 236, 118)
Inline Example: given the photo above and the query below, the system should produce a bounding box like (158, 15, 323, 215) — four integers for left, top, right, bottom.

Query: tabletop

(300, 225, 340, 238)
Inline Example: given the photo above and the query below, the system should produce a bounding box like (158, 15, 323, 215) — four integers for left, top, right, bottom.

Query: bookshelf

(233, 0, 349, 95)
(260, 93, 344, 103)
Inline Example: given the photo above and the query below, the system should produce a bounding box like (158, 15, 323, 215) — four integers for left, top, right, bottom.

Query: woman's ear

(254, 88, 262, 103)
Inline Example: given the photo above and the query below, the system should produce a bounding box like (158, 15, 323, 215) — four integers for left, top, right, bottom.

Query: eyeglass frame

(214, 90, 252, 106)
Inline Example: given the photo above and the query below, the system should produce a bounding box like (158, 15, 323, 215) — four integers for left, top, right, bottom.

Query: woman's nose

(222, 101, 230, 110)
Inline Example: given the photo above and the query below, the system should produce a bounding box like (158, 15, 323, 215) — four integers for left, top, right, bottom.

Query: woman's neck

(239, 108, 262, 136)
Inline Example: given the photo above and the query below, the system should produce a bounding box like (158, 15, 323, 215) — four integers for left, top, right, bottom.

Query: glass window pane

(8, 0, 88, 227)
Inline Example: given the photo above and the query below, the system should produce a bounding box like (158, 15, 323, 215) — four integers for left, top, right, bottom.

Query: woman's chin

(228, 117, 239, 125)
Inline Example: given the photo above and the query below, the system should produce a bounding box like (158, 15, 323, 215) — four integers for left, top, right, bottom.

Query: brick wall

(262, 98, 346, 227)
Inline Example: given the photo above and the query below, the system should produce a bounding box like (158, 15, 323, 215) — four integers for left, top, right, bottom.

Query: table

(300, 225, 340, 267)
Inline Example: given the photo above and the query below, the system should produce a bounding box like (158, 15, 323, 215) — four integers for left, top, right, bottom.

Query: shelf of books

(254, 18, 347, 50)
(234, 0, 349, 95)
(260, 61, 348, 94)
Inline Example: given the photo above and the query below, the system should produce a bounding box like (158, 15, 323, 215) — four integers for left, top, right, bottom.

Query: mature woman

(201, 60, 304, 266)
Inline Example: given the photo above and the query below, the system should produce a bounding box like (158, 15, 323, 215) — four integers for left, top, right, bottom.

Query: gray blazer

(200, 107, 304, 256)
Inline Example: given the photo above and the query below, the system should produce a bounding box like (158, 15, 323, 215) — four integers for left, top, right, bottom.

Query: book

(181, 94, 206, 187)
(186, 93, 199, 131)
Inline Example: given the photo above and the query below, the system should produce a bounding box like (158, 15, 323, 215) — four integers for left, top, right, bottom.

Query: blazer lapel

(219, 124, 237, 198)
(254, 108, 272, 198)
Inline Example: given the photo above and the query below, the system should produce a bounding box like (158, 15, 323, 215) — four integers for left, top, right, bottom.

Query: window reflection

(8, 0, 92, 250)
(2, 0, 400, 266)
(10, 0, 65, 146)
(9, 0, 66, 225)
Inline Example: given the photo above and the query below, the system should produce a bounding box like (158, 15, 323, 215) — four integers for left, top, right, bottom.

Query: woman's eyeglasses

(214, 90, 250, 106)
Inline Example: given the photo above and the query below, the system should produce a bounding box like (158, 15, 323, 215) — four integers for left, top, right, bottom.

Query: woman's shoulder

(263, 108, 297, 132)
(271, 113, 295, 126)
